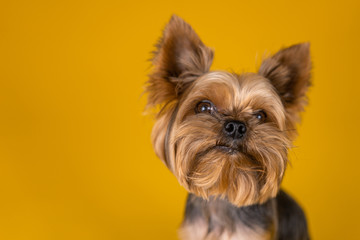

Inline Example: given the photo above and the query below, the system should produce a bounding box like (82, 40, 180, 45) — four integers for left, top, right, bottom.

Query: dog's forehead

(189, 71, 281, 111)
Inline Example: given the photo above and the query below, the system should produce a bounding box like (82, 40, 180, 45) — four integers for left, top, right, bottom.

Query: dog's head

(146, 15, 311, 206)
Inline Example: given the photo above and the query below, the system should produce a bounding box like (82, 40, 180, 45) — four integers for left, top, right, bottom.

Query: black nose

(224, 121, 246, 139)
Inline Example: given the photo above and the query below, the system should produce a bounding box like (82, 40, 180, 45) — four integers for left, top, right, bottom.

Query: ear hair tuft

(146, 15, 213, 109)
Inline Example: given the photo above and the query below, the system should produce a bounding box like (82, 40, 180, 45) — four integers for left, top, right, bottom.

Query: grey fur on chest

(179, 190, 309, 240)
(180, 193, 277, 240)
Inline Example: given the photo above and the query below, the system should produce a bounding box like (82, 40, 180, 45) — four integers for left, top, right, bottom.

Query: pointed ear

(259, 43, 311, 113)
(146, 15, 214, 108)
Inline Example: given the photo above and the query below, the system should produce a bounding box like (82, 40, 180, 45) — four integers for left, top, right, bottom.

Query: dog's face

(146, 16, 311, 207)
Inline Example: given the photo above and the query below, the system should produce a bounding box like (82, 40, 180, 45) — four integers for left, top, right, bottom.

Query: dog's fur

(146, 15, 311, 240)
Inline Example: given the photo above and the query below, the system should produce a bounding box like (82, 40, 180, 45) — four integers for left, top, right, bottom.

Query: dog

(146, 15, 311, 240)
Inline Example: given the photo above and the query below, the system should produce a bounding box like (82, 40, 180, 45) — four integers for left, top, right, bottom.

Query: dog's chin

(184, 144, 277, 206)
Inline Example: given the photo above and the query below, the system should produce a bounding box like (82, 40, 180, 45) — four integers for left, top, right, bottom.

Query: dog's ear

(259, 43, 311, 116)
(146, 15, 214, 108)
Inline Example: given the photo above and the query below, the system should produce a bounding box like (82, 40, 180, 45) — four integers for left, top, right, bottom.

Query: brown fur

(146, 15, 311, 239)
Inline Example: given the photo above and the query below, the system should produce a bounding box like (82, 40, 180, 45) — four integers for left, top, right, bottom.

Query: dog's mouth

(214, 145, 239, 155)
(194, 144, 241, 159)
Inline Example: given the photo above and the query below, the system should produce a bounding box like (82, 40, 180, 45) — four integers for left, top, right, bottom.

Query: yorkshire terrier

(146, 15, 311, 240)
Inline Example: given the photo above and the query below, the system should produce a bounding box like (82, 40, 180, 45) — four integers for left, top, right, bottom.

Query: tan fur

(146, 15, 213, 110)
(150, 70, 292, 206)
(259, 43, 311, 140)
(146, 14, 311, 233)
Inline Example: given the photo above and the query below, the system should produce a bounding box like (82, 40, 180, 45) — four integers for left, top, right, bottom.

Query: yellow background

(0, 0, 359, 239)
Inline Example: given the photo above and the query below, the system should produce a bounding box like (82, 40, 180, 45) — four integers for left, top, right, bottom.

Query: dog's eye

(195, 100, 215, 114)
(254, 110, 267, 122)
